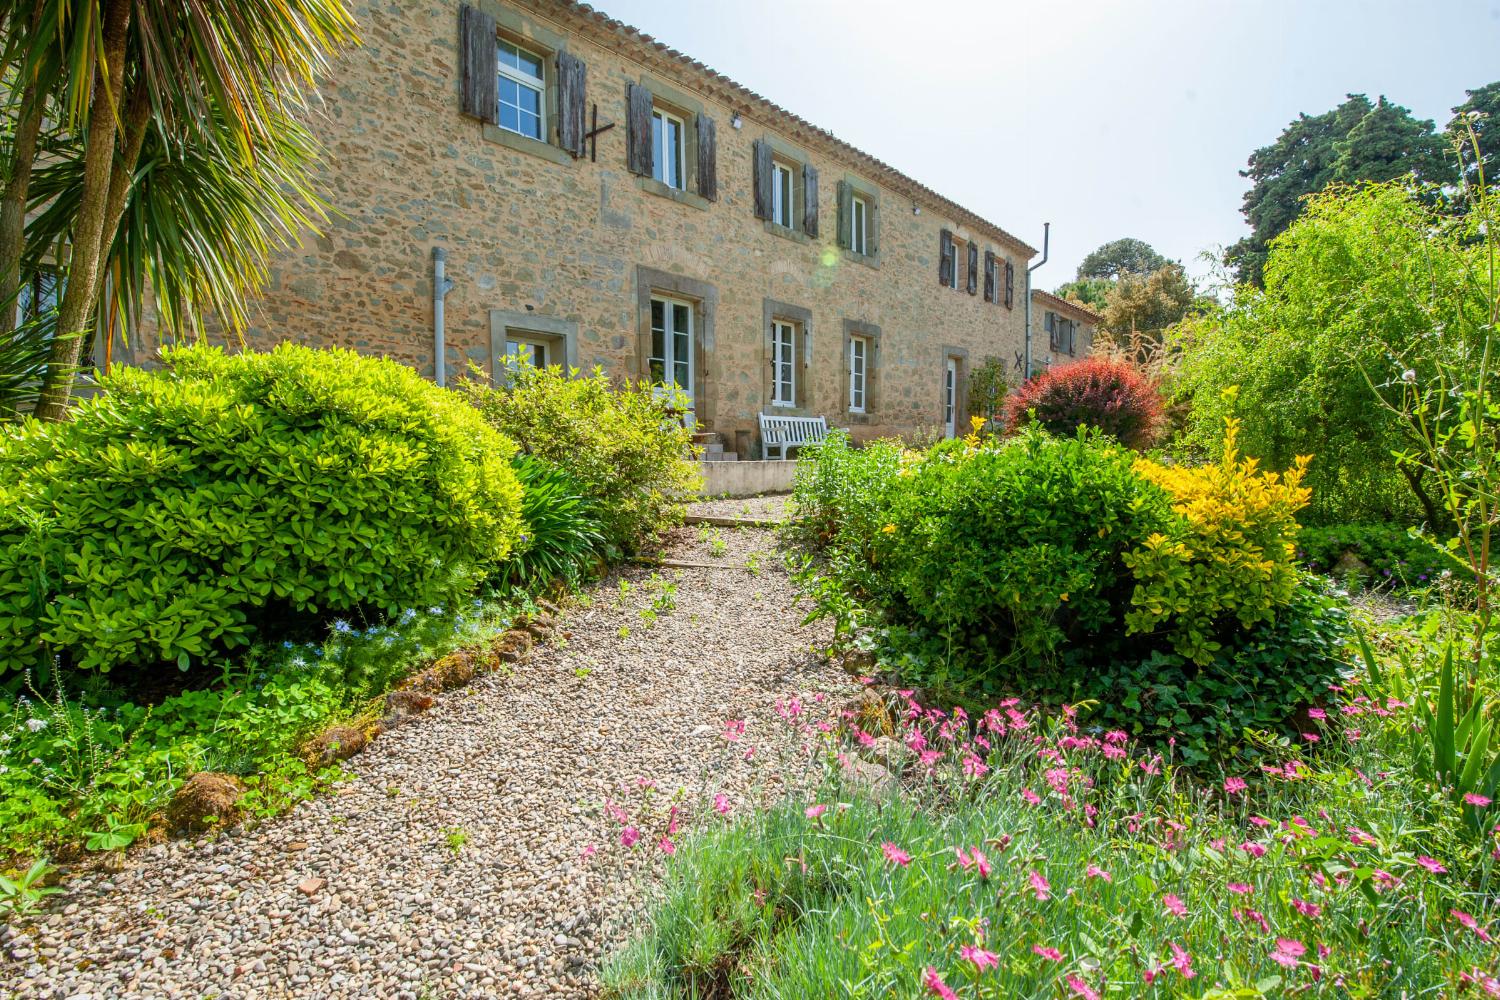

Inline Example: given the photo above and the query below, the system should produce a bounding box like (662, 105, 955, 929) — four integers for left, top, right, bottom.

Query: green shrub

(0, 343, 523, 676)
(460, 366, 700, 554)
(1298, 522, 1457, 589)
(1004, 357, 1164, 449)
(498, 455, 604, 590)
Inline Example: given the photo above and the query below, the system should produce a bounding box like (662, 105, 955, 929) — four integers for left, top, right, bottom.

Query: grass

(602, 695, 1498, 999)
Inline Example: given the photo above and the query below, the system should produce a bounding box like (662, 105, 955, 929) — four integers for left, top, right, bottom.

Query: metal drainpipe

(432, 247, 453, 387)
(1024, 222, 1050, 379)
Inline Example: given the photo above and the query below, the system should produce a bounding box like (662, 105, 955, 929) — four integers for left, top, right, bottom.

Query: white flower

(24, 718, 46, 733)
(1401, 369, 1417, 383)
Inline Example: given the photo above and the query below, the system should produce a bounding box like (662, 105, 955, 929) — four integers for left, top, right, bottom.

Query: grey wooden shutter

(802, 165, 819, 237)
(459, 4, 498, 124)
(983, 250, 996, 302)
(866, 197, 879, 256)
(1004, 260, 1015, 308)
(696, 114, 717, 200)
(836, 181, 852, 249)
(966, 243, 979, 295)
(939, 229, 954, 286)
(752, 140, 773, 220)
(626, 83, 653, 176)
(556, 50, 587, 157)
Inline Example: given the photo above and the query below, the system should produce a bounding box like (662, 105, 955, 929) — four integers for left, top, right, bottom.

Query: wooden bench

(759, 413, 828, 460)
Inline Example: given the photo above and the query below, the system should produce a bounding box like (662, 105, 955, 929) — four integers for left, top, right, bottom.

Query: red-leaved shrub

(1004, 358, 1163, 449)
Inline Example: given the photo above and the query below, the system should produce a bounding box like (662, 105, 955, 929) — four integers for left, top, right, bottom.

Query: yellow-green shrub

(1125, 417, 1311, 663)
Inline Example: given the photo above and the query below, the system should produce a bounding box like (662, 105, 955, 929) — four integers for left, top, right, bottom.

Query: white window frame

(949, 240, 962, 289)
(771, 161, 794, 228)
(771, 320, 797, 408)
(496, 39, 546, 141)
(649, 294, 694, 403)
(848, 336, 868, 413)
(851, 195, 868, 255)
(652, 108, 686, 190)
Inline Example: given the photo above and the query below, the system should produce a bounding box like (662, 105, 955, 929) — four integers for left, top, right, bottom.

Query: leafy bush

(497, 455, 604, 590)
(0, 343, 523, 676)
(1004, 357, 1163, 449)
(1298, 522, 1457, 588)
(461, 366, 700, 554)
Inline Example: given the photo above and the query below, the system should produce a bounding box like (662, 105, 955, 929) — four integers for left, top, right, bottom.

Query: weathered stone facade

(178, 0, 1040, 452)
(1030, 290, 1100, 369)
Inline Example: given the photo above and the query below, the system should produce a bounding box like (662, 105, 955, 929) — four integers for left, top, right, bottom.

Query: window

(771, 161, 794, 228)
(851, 195, 868, 255)
(652, 109, 686, 189)
(649, 295, 693, 398)
(503, 337, 548, 369)
(848, 336, 868, 413)
(497, 39, 545, 140)
(771, 320, 796, 407)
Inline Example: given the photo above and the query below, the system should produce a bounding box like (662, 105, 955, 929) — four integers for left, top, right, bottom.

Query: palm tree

(1, 0, 359, 421)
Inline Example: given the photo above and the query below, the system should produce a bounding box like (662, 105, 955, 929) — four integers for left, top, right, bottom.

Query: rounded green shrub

(0, 343, 523, 676)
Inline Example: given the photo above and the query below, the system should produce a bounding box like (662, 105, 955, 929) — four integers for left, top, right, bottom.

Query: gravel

(0, 519, 851, 999)
(681, 493, 791, 522)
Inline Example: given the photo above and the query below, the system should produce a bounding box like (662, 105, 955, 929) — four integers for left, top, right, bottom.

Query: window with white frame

(949, 240, 962, 289)
(651, 108, 686, 189)
(649, 296, 693, 398)
(848, 336, 868, 412)
(771, 320, 796, 407)
(497, 39, 545, 140)
(771, 161, 794, 228)
(851, 195, 868, 255)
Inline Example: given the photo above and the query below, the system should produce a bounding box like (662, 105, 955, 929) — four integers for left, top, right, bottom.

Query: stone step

(703, 451, 738, 462)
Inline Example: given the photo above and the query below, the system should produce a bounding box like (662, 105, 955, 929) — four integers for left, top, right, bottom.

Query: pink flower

(722, 718, 746, 742)
(657, 836, 676, 855)
(1248, 816, 1273, 828)
(1301, 732, 1320, 743)
(1454, 908, 1495, 943)
(923, 966, 958, 1000)
(1029, 870, 1052, 900)
(1067, 974, 1101, 1000)
(1270, 937, 1306, 968)
(1162, 893, 1187, 918)
(955, 846, 992, 879)
(579, 843, 597, 860)
(1228, 882, 1253, 895)
(1416, 855, 1447, 874)
(1462, 969, 1500, 996)
(1170, 941, 1195, 979)
(1021, 787, 1041, 806)
(805, 804, 826, 820)
(1348, 826, 1377, 846)
(962, 755, 989, 779)
(961, 945, 999, 971)
(1224, 776, 1247, 795)
(1240, 840, 1267, 858)
(1033, 944, 1063, 962)
(1291, 898, 1322, 918)
(1307, 707, 1327, 720)
(882, 841, 912, 867)
(1466, 792, 1494, 807)
(1085, 864, 1112, 883)
(620, 826, 640, 848)
(713, 793, 731, 816)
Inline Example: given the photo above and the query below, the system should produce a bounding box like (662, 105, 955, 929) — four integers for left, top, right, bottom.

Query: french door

(944, 357, 958, 438)
(649, 296, 694, 409)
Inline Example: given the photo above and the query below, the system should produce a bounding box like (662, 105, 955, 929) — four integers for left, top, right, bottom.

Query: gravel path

(2, 522, 850, 1000)
(683, 493, 790, 521)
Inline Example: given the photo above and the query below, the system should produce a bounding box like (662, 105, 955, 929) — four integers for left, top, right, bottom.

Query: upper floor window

(851, 195, 868, 255)
(652, 108, 686, 190)
(771, 320, 797, 407)
(497, 40, 545, 140)
(772, 161, 794, 228)
(949, 240, 962, 289)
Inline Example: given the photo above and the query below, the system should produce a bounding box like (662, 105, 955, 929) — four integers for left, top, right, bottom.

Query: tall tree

(1449, 81, 1500, 192)
(1076, 238, 1168, 281)
(3, 1, 359, 422)
(1054, 277, 1113, 311)
(1225, 94, 1450, 287)
(1100, 264, 1202, 348)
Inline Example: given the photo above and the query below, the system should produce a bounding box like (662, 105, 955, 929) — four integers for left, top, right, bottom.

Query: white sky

(595, 0, 1500, 291)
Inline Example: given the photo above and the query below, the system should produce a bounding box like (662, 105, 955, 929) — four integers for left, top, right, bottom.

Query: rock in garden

(165, 773, 244, 832)
(305, 725, 370, 766)
(840, 757, 899, 801)
(296, 877, 326, 897)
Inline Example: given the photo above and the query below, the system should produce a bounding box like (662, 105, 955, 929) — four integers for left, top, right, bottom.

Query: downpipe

(1024, 222, 1050, 379)
(432, 247, 453, 387)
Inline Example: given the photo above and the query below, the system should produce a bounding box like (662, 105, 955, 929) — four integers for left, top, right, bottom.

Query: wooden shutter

(836, 181, 853, 249)
(752, 139, 773, 220)
(939, 229, 954, 286)
(626, 83, 653, 176)
(967, 243, 979, 295)
(866, 196, 879, 256)
(803, 165, 819, 237)
(556, 50, 587, 157)
(459, 4, 498, 124)
(1004, 260, 1015, 309)
(983, 250, 996, 303)
(696, 114, 718, 200)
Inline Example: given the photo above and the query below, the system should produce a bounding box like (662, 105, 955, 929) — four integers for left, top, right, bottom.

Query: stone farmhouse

(140, 0, 1096, 456)
(1030, 290, 1101, 368)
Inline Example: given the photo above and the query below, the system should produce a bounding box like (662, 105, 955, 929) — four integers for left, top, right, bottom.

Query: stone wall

(152, 0, 1035, 450)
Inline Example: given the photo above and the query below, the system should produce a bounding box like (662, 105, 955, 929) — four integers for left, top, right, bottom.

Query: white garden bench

(759, 413, 828, 460)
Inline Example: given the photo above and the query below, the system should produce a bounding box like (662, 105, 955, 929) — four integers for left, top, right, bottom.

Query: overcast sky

(596, 0, 1499, 291)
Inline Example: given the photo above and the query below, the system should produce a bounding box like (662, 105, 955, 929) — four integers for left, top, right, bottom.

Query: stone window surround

(476, 0, 573, 166)
(635, 74, 711, 211)
(941, 344, 970, 434)
(760, 298, 813, 414)
(489, 309, 579, 383)
(841, 319, 881, 422)
(840, 173, 881, 269)
(635, 265, 718, 427)
(759, 134, 812, 244)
